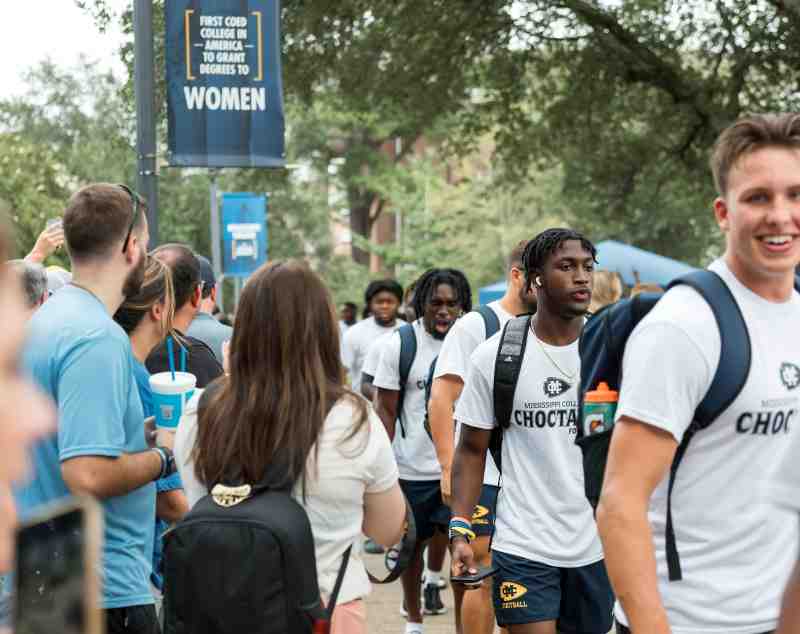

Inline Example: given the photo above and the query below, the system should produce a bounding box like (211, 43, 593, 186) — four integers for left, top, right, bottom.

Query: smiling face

(423, 283, 461, 339)
(538, 239, 595, 319)
(715, 146, 800, 299)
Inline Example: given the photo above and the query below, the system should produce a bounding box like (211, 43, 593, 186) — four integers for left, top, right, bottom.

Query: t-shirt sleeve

(174, 389, 206, 508)
(373, 333, 402, 391)
(156, 472, 183, 493)
(362, 336, 387, 379)
(57, 336, 131, 461)
(364, 408, 400, 493)
(434, 316, 481, 381)
(615, 320, 713, 443)
(454, 342, 496, 431)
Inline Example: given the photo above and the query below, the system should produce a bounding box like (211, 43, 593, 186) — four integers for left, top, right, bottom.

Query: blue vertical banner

(222, 193, 268, 277)
(166, 0, 285, 167)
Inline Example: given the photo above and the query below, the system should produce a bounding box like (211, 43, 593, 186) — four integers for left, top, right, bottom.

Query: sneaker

(421, 574, 446, 589)
(364, 538, 385, 555)
(423, 583, 447, 615)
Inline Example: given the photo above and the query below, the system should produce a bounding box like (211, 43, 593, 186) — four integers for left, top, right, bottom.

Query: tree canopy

(80, 0, 800, 272)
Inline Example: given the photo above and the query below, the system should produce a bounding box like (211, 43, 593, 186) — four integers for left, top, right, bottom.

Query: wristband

(152, 446, 176, 480)
(449, 517, 476, 544)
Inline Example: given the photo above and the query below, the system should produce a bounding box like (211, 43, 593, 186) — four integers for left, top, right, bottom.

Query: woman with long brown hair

(174, 260, 406, 633)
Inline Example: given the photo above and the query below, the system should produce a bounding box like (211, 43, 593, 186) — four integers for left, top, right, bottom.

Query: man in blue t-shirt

(16, 183, 177, 634)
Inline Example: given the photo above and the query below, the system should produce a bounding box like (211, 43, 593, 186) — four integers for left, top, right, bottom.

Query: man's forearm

(450, 438, 486, 520)
(429, 395, 455, 472)
(375, 392, 398, 441)
(62, 450, 163, 500)
(597, 497, 671, 633)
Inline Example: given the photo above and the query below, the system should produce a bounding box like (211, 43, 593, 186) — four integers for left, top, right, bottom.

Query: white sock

(405, 622, 424, 634)
(425, 570, 441, 587)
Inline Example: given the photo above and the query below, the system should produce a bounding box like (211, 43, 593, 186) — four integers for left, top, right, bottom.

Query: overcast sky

(3, 1, 128, 96)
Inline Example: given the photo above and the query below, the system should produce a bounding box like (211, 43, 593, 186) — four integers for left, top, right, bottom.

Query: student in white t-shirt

(428, 240, 536, 634)
(342, 279, 403, 393)
(374, 268, 473, 634)
(450, 229, 613, 634)
(597, 113, 800, 634)
(173, 261, 407, 634)
(360, 280, 417, 402)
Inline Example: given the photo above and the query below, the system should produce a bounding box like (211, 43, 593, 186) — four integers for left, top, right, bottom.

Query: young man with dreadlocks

(449, 229, 613, 634)
(429, 240, 536, 634)
(374, 268, 472, 634)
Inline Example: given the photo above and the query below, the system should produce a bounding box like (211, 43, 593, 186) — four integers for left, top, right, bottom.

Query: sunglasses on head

(117, 184, 143, 254)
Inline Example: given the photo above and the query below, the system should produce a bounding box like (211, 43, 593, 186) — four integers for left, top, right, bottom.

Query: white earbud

(535, 277, 542, 287)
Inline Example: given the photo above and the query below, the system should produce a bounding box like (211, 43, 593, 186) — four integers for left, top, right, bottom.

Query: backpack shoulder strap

(476, 304, 502, 339)
(493, 315, 532, 429)
(396, 323, 417, 438)
(669, 269, 751, 428)
(324, 545, 352, 620)
(663, 269, 751, 581)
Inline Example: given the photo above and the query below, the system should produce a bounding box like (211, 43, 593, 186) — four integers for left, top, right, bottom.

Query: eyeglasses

(117, 184, 143, 254)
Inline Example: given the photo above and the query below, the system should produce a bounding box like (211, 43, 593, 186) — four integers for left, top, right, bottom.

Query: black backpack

(161, 468, 347, 634)
(575, 269, 800, 582)
(161, 384, 339, 634)
(420, 305, 502, 440)
(161, 387, 418, 634)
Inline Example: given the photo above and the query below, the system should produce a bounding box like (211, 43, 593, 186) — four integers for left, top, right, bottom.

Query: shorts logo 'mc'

(500, 581, 528, 607)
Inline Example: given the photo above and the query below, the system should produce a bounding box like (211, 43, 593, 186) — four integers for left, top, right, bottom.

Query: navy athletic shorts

(399, 479, 450, 542)
(471, 484, 500, 537)
(617, 624, 773, 634)
(492, 550, 614, 632)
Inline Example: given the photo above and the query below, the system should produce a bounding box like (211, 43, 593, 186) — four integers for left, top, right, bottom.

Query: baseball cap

(195, 255, 216, 297)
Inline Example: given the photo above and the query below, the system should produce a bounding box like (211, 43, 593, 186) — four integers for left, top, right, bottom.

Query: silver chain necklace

(530, 321, 577, 381)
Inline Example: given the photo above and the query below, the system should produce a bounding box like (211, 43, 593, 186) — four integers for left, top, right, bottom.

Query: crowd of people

(0, 112, 799, 634)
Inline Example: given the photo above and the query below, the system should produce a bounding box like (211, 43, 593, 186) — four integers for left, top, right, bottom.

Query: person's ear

(210, 284, 217, 304)
(192, 284, 202, 308)
(150, 300, 163, 324)
(713, 197, 730, 233)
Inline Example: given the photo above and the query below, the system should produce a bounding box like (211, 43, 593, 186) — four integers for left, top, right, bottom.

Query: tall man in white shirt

(374, 268, 472, 634)
(598, 113, 800, 634)
(450, 229, 613, 634)
(342, 279, 403, 393)
(429, 239, 536, 634)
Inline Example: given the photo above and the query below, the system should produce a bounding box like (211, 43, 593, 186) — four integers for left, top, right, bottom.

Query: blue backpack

(395, 306, 501, 438)
(576, 269, 800, 582)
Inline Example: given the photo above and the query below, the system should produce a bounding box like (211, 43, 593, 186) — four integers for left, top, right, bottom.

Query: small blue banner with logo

(166, 0, 285, 167)
(222, 193, 267, 277)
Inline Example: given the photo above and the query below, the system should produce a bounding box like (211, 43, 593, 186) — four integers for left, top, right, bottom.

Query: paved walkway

(364, 551, 456, 634)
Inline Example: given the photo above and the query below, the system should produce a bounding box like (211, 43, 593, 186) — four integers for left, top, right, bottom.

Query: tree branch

(559, 0, 705, 113)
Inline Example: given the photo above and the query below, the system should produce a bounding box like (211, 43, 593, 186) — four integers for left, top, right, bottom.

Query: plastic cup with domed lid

(149, 371, 197, 429)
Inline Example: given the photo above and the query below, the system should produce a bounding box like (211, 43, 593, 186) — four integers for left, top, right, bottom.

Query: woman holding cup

(113, 256, 190, 602)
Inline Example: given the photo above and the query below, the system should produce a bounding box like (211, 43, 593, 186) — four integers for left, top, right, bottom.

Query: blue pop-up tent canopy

(477, 240, 696, 305)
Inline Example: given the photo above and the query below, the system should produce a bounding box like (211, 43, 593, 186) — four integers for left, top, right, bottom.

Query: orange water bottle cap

(585, 382, 618, 402)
